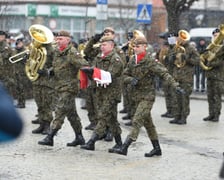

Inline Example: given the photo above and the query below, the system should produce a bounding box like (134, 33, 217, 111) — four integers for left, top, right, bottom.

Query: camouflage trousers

(33, 85, 54, 123)
(85, 87, 98, 124)
(15, 75, 26, 106)
(206, 78, 223, 117)
(94, 92, 121, 138)
(128, 97, 158, 141)
(50, 91, 82, 133)
(172, 82, 193, 120)
(162, 81, 175, 114)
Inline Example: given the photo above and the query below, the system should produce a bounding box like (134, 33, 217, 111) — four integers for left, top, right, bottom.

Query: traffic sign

(136, 4, 152, 24)
(97, 0, 108, 4)
(96, 0, 108, 20)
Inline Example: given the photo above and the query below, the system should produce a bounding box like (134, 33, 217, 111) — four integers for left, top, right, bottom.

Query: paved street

(0, 94, 223, 180)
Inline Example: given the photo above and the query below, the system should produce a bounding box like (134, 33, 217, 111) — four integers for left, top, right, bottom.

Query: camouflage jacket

(93, 49, 124, 102)
(205, 45, 224, 81)
(0, 41, 13, 78)
(172, 43, 200, 84)
(53, 44, 89, 93)
(123, 52, 178, 101)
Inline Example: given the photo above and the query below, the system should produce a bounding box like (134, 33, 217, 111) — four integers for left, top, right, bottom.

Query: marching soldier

(13, 38, 28, 108)
(160, 33, 177, 118)
(169, 30, 200, 125)
(203, 27, 224, 122)
(0, 31, 14, 96)
(38, 30, 89, 147)
(80, 35, 124, 152)
(31, 43, 55, 134)
(111, 36, 183, 157)
(83, 27, 125, 142)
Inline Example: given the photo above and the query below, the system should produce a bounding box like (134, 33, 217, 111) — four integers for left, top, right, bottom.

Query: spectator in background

(195, 38, 207, 92)
(0, 83, 23, 142)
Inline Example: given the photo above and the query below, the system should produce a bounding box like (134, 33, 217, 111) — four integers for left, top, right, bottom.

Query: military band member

(203, 27, 224, 122)
(169, 30, 200, 125)
(38, 30, 89, 147)
(13, 38, 28, 108)
(0, 31, 14, 96)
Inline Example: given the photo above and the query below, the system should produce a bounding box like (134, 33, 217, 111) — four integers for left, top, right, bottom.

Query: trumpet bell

(29, 24, 54, 44)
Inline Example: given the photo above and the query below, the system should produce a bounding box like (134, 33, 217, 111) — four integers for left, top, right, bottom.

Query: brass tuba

(200, 24, 224, 70)
(128, 30, 145, 57)
(174, 29, 190, 68)
(25, 24, 54, 81)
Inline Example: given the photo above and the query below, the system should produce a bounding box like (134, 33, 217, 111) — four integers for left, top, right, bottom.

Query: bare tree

(162, 0, 199, 33)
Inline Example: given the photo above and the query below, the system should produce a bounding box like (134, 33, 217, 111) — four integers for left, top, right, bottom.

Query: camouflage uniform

(83, 37, 100, 128)
(84, 37, 125, 130)
(170, 42, 200, 124)
(80, 44, 124, 151)
(48, 43, 88, 133)
(0, 40, 14, 96)
(13, 45, 28, 108)
(160, 44, 176, 118)
(203, 45, 224, 122)
(92, 49, 123, 138)
(32, 44, 55, 134)
(124, 53, 178, 141)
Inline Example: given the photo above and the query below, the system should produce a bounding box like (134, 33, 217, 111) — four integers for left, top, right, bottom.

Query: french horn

(200, 24, 224, 70)
(25, 24, 54, 81)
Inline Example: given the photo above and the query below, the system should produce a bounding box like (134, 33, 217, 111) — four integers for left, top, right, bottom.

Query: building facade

(0, 0, 223, 45)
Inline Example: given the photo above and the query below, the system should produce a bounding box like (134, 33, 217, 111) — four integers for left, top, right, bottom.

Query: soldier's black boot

(210, 115, 219, 122)
(145, 140, 162, 157)
(85, 122, 96, 130)
(203, 115, 214, 121)
(41, 121, 50, 135)
(161, 111, 173, 118)
(67, 132, 85, 147)
(169, 116, 180, 124)
(176, 118, 187, 125)
(32, 121, 45, 134)
(104, 129, 113, 142)
(108, 134, 122, 153)
(113, 137, 133, 156)
(32, 118, 40, 124)
(38, 129, 58, 146)
(80, 133, 99, 151)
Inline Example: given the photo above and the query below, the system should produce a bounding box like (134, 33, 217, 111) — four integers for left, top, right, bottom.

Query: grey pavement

(0, 95, 223, 180)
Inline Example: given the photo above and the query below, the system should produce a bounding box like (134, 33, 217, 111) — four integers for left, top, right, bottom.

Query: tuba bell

(128, 30, 145, 57)
(200, 24, 224, 70)
(174, 29, 190, 68)
(25, 24, 54, 81)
